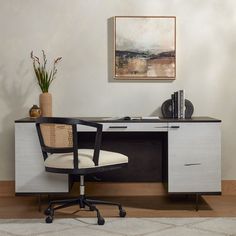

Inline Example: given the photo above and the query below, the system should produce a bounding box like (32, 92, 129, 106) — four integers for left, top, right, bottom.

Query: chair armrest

(78, 119, 103, 129)
(77, 120, 103, 166)
(92, 124, 103, 166)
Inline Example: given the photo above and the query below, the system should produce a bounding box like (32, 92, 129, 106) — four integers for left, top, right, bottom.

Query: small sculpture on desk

(29, 105, 41, 118)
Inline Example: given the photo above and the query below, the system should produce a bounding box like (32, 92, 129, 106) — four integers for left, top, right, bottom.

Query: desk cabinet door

(168, 122, 221, 193)
(15, 123, 69, 193)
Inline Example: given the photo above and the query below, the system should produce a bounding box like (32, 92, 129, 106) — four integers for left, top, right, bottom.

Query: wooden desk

(15, 117, 221, 196)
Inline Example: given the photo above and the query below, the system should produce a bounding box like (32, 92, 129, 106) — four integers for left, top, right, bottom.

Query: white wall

(0, 0, 236, 180)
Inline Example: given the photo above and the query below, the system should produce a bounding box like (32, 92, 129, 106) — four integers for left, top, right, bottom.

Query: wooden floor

(1, 195, 236, 219)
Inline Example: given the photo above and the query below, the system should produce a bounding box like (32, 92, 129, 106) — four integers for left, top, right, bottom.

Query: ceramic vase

(29, 105, 41, 118)
(39, 93, 52, 117)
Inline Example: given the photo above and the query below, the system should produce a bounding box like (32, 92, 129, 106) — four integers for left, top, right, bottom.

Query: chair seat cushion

(44, 149, 128, 169)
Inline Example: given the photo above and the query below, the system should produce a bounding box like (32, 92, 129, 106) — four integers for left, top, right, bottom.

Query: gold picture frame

(113, 16, 176, 80)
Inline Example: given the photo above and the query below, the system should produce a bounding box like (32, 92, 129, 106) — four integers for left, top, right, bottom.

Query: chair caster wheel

(119, 209, 126, 217)
(44, 208, 53, 216)
(97, 217, 105, 225)
(45, 216, 53, 223)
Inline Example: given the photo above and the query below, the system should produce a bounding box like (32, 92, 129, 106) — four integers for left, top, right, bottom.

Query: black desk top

(15, 116, 221, 123)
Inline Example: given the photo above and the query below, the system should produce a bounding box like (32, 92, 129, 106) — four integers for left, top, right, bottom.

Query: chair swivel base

(44, 195, 126, 225)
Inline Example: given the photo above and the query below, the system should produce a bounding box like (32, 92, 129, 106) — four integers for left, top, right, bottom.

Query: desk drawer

(77, 122, 168, 132)
(168, 160, 221, 193)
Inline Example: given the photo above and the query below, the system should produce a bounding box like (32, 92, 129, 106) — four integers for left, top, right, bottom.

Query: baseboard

(0, 181, 15, 197)
(1, 180, 236, 197)
(222, 180, 236, 195)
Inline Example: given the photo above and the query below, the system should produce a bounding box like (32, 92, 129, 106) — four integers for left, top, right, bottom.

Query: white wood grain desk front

(15, 117, 221, 196)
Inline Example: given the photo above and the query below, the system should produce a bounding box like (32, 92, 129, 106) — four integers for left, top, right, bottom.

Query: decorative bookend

(161, 99, 194, 119)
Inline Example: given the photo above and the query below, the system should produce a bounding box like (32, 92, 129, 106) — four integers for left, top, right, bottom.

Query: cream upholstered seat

(45, 149, 128, 169)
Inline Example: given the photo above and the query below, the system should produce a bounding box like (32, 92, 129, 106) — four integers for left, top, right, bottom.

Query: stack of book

(171, 90, 185, 119)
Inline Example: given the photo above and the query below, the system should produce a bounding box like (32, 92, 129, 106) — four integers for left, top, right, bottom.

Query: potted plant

(31, 50, 62, 116)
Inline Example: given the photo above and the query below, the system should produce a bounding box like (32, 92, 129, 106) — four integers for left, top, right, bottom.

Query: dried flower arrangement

(31, 50, 62, 93)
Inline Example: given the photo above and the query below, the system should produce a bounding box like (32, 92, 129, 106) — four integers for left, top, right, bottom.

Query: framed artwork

(114, 16, 176, 80)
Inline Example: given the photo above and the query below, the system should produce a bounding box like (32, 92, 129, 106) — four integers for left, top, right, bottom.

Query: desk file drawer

(168, 122, 221, 193)
(77, 122, 168, 132)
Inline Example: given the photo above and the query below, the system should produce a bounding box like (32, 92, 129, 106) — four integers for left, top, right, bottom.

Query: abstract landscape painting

(114, 16, 176, 79)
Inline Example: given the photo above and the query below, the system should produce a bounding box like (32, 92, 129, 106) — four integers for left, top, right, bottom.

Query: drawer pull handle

(109, 126, 128, 129)
(184, 163, 201, 166)
(170, 125, 180, 129)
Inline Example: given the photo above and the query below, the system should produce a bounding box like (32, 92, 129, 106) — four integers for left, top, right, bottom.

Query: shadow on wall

(150, 107, 162, 117)
(0, 61, 33, 179)
(107, 17, 114, 83)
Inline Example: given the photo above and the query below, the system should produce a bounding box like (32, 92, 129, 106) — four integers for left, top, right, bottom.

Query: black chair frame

(36, 117, 127, 225)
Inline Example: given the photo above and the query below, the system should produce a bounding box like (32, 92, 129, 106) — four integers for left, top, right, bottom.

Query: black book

(171, 94, 175, 118)
(174, 91, 178, 118)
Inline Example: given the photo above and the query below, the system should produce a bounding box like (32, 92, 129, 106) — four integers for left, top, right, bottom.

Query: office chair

(36, 117, 128, 225)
